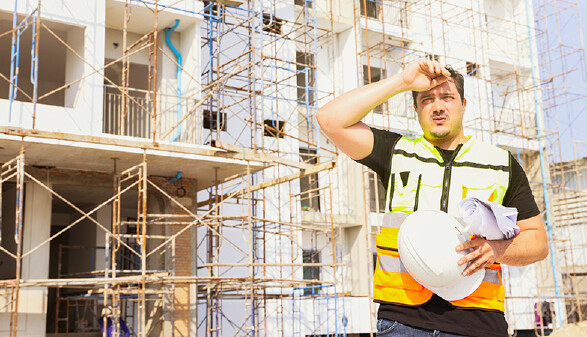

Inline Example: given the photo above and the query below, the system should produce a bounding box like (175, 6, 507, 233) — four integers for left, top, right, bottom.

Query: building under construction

(0, 0, 585, 336)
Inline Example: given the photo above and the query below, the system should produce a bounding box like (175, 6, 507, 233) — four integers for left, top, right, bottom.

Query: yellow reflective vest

(373, 135, 510, 311)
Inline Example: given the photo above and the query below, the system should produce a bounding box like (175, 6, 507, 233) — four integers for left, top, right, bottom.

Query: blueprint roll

(458, 197, 519, 240)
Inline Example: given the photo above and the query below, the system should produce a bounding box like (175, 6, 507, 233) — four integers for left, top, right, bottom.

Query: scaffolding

(0, 0, 585, 336)
(354, 0, 587, 334)
(1, 0, 343, 336)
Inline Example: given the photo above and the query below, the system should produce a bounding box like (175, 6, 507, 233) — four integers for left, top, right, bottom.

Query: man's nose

(432, 98, 445, 113)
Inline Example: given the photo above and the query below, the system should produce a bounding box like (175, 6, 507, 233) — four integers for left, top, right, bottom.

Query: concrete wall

(0, 0, 203, 144)
(0, 0, 105, 135)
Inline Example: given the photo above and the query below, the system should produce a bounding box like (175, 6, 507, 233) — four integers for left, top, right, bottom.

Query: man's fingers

(432, 61, 442, 75)
(412, 59, 451, 90)
(458, 248, 480, 266)
(463, 254, 491, 276)
(456, 238, 482, 252)
(429, 76, 449, 88)
(423, 61, 434, 75)
(418, 60, 431, 74)
(463, 259, 484, 276)
(455, 239, 496, 276)
(421, 60, 442, 77)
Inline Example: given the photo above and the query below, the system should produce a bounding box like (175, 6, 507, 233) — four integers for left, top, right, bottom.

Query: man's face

(414, 79, 466, 142)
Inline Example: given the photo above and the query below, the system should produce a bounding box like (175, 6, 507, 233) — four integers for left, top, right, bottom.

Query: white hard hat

(397, 210, 485, 301)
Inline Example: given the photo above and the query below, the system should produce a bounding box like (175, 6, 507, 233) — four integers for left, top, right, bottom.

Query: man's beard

(430, 127, 451, 139)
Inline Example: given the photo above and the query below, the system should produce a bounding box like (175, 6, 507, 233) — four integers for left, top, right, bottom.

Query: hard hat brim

(418, 267, 485, 301)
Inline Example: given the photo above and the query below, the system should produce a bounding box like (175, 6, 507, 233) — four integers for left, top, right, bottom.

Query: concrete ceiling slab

(0, 133, 267, 191)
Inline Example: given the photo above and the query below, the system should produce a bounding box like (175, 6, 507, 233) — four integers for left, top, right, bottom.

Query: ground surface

(549, 321, 587, 337)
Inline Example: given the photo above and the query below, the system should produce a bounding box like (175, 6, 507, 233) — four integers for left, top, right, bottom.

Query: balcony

(102, 85, 202, 144)
(103, 85, 151, 139)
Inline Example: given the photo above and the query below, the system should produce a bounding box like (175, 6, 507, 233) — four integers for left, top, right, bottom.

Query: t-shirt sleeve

(502, 153, 541, 221)
(354, 127, 402, 190)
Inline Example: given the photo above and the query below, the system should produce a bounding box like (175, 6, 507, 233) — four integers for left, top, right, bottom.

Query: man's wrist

(385, 73, 412, 97)
(486, 238, 511, 265)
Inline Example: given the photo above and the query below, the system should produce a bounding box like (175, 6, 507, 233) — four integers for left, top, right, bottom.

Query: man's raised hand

(400, 59, 451, 93)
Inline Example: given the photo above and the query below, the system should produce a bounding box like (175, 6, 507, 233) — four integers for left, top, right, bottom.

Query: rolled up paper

(458, 197, 519, 240)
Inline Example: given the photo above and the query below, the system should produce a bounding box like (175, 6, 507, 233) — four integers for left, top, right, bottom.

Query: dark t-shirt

(356, 127, 541, 337)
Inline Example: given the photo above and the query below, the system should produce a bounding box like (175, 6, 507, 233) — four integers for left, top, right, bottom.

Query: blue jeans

(376, 318, 470, 337)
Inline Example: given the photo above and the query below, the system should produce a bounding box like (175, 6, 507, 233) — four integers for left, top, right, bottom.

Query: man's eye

(422, 98, 433, 103)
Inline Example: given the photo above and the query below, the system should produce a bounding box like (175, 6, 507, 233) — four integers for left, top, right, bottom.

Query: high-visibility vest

(373, 135, 510, 311)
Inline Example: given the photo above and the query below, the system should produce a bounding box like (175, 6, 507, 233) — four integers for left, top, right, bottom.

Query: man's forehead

(419, 79, 458, 97)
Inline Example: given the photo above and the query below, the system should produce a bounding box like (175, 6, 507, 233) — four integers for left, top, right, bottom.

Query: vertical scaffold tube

(525, 0, 563, 328)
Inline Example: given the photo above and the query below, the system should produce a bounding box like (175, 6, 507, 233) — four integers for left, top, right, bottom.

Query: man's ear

(462, 98, 467, 110)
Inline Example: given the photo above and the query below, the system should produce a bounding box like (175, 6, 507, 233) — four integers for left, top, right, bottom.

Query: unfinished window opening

(262, 13, 283, 35)
(103, 59, 151, 138)
(363, 65, 386, 113)
(360, 0, 380, 19)
(295, 0, 312, 8)
(116, 220, 141, 271)
(466, 61, 479, 77)
(426, 54, 440, 62)
(0, 14, 84, 108)
(203, 110, 227, 131)
(296, 51, 316, 106)
(299, 148, 320, 212)
(203, 1, 222, 18)
(264, 119, 285, 138)
(368, 172, 386, 213)
(302, 249, 321, 295)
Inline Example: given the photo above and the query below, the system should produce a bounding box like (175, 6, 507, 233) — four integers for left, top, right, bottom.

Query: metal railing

(103, 86, 151, 139)
(102, 85, 202, 144)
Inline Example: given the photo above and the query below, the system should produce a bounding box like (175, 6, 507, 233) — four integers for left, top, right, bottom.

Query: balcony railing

(103, 86, 151, 139)
(102, 85, 202, 144)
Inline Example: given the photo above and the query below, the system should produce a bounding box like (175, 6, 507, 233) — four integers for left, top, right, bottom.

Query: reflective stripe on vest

(378, 254, 500, 285)
(374, 135, 510, 311)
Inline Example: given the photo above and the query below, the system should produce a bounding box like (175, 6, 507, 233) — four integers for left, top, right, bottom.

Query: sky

(540, 0, 587, 162)
(570, 1, 586, 160)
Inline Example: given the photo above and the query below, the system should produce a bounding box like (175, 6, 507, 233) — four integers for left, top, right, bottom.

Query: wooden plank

(196, 161, 336, 208)
(213, 140, 312, 170)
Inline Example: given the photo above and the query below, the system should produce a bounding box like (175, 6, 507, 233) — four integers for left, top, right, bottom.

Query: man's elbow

(537, 235, 550, 262)
(316, 108, 327, 131)
(316, 107, 336, 134)
(532, 230, 550, 263)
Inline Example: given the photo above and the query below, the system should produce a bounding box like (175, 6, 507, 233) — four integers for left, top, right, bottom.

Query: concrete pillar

(19, 182, 52, 337)
(95, 205, 112, 272)
(180, 22, 202, 145)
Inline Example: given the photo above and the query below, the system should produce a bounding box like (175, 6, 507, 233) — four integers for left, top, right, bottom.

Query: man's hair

(411, 64, 464, 106)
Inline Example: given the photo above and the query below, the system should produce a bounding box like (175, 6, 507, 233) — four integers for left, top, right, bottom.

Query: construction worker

(316, 59, 549, 337)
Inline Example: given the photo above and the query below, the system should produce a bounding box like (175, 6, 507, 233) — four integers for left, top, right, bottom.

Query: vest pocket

(460, 181, 498, 201)
(389, 172, 422, 213)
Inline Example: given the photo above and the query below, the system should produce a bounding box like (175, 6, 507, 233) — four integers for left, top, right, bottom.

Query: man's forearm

(489, 227, 549, 266)
(458, 215, 549, 275)
(317, 73, 407, 131)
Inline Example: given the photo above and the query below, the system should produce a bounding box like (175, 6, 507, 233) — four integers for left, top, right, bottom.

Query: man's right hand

(401, 59, 451, 93)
